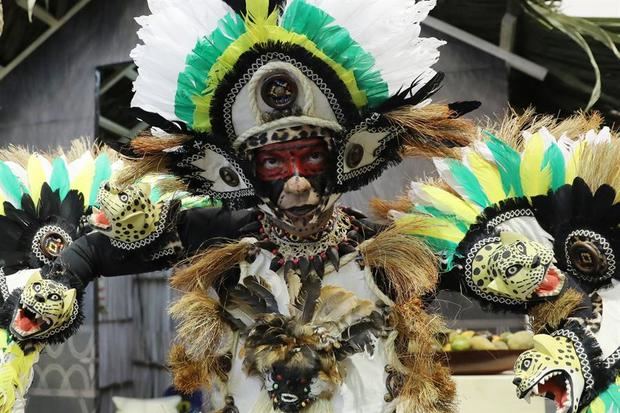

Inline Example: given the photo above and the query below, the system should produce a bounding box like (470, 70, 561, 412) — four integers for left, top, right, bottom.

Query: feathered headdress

(120, 0, 478, 207)
(0, 141, 118, 275)
(390, 112, 620, 306)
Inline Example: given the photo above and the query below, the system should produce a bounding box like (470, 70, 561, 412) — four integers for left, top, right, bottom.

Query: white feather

(290, 0, 443, 95)
(130, 0, 234, 121)
(497, 216, 554, 249)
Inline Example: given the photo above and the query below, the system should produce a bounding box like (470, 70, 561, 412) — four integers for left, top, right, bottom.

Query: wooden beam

(0, 0, 92, 81)
(423, 16, 548, 81)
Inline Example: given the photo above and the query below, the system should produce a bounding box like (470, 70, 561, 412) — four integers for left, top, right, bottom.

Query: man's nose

(284, 176, 311, 194)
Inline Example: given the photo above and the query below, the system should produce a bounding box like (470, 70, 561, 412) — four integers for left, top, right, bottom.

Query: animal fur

(386, 103, 476, 159)
(528, 288, 587, 333)
(171, 241, 253, 292)
(169, 291, 233, 362)
(360, 222, 439, 301)
(388, 298, 455, 413)
(168, 343, 211, 393)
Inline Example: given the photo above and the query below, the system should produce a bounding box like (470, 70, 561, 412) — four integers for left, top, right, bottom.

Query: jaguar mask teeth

(11, 304, 52, 338)
(533, 264, 566, 299)
(521, 370, 574, 413)
(89, 206, 112, 232)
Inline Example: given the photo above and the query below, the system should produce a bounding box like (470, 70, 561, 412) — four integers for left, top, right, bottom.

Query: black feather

(375, 72, 445, 114)
(447, 101, 481, 118)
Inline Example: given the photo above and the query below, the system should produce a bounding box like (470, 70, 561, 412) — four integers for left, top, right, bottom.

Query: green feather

(49, 157, 70, 199)
(542, 143, 566, 190)
(484, 132, 523, 197)
(446, 159, 490, 207)
(415, 205, 469, 232)
(174, 12, 246, 127)
(281, 0, 389, 106)
(0, 162, 26, 205)
(89, 155, 112, 206)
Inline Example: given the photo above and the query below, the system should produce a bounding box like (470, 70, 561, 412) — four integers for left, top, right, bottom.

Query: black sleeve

(47, 207, 258, 288)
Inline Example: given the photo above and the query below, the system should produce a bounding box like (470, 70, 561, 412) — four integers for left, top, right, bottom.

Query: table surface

(454, 374, 551, 413)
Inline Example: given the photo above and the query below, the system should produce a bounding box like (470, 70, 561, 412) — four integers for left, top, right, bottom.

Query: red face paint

(255, 138, 329, 181)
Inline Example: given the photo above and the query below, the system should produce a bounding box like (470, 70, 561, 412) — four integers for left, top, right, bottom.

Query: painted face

(469, 232, 566, 303)
(253, 138, 336, 230)
(513, 334, 584, 413)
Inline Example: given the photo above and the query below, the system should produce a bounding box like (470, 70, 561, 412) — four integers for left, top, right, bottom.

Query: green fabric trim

(281, 0, 388, 107)
(174, 12, 247, 128)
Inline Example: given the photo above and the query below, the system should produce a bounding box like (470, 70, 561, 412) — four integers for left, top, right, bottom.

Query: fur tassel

(389, 298, 455, 413)
(171, 241, 253, 292)
(386, 103, 477, 158)
(528, 288, 587, 333)
(168, 343, 211, 393)
(369, 196, 412, 221)
(359, 222, 439, 301)
(169, 291, 232, 362)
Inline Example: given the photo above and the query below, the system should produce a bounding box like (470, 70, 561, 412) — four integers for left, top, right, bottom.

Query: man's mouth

(284, 205, 318, 218)
(533, 264, 566, 298)
(519, 370, 573, 413)
(11, 304, 51, 338)
(89, 207, 112, 231)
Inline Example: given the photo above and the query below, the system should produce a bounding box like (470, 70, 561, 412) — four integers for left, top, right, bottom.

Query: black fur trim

(555, 320, 616, 407)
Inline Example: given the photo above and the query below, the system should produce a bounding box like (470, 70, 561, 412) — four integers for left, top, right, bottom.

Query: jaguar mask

(251, 131, 339, 235)
(90, 182, 160, 243)
(9, 272, 77, 341)
(513, 334, 584, 413)
(469, 231, 566, 303)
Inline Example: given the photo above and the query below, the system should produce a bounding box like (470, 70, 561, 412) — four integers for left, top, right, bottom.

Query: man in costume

(0, 0, 482, 412)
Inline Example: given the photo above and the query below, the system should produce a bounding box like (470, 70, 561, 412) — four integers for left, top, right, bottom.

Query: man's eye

(307, 152, 325, 163)
(263, 158, 281, 168)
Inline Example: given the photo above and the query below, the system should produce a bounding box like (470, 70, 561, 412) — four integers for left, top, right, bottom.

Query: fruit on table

(506, 330, 534, 350)
(441, 329, 534, 351)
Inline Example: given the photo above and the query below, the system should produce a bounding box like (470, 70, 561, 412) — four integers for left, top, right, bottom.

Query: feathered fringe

(575, 140, 620, 203)
(387, 298, 455, 413)
(386, 103, 476, 159)
(0, 138, 118, 164)
(171, 241, 253, 292)
(483, 108, 608, 151)
(359, 222, 438, 302)
(528, 288, 587, 333)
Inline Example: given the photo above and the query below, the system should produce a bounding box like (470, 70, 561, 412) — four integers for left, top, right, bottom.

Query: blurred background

(0, 0, 618, 412)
